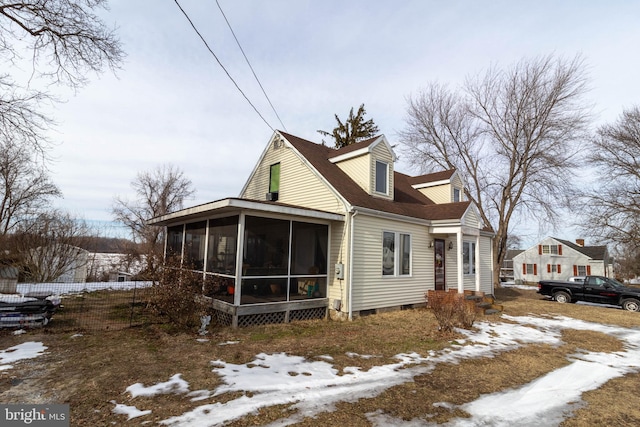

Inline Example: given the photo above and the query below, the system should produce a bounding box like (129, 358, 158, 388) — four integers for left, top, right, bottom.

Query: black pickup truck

(537, 275, 640, 311)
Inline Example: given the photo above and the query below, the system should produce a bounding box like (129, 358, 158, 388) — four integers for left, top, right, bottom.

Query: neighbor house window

(463, 241, 476, 275)
(576, 265, 587, 276)
(375, 160, 388, 194)
(382, 231, 411, 276)
(540, 244, 560, 255)
(453, 188, 461, 202)
(269, 163, 280, 193)
(524, 263, 537, 275)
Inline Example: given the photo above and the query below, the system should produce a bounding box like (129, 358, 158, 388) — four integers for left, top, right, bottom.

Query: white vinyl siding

(350, 214, 431, 311)
(478, 236, 493, 294)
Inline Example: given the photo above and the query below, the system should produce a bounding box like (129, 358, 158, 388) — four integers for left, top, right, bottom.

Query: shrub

(426, 290, 477, 333)
(149, 257, 210, 330)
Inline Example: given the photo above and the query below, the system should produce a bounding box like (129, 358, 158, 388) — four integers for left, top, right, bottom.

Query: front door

(434, 239, 446, 290)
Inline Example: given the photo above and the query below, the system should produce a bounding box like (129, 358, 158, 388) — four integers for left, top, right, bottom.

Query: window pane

(542, 245, 550, 254)
(206, 216, 238, 274)
(375, 161, 387, 193)
(550, 245, 558, 255)
(243, 216, 289, 276)
(453, 188, 460, 202)
(269, 163, 280, 193)
(291, 222, 328, 275)
(184, 221, 207, 270)
(401, 234, 411, 275)
(382, 231, 395, 275)
(167, 225, 183, 257)
(577, 265, 586, 276)
(463, 242, 471, 274)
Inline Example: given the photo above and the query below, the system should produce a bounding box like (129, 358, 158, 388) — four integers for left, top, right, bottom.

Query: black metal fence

(7, 281, 154, 332)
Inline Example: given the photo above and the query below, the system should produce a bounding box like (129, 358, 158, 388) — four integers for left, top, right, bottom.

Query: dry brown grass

(2, 285, 640, 426)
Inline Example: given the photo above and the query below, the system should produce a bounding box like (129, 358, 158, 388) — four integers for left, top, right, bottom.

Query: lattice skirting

(213, 306, 327, 327)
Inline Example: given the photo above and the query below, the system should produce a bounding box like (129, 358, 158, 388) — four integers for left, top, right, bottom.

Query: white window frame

(382, 231, 411, 277)
(463, 241, 476, 275)
(375, 160, 389, 195)
(577, 265, 587, 276)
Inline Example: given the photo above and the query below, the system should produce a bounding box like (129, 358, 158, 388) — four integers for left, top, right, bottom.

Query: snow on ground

(0, 342, 47, 371)
(103, 314, 640, 426)
(14, 281, 152, 296)
(2, 313, 637, 425)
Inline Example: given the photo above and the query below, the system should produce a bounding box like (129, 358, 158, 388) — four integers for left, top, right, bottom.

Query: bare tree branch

(400, 54, 592, 285)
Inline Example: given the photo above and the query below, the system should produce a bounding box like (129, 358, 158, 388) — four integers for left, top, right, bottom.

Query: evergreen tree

(318, 104, 379, 148)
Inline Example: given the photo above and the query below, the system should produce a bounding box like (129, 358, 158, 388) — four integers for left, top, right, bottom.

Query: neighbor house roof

(554, 238, 608, 261)
(280, 131, 474, 224)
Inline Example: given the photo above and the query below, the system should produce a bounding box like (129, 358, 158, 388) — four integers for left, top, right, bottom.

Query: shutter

(547, 264, 551, 273)
(558, 264, 561, 274)
(587, 265, 591, 275)
(558, 245, 563, 255)
(573, 265, 578, 276)
(534, 264, 537, 275)
(538, 245, 542, 255)
(523, 264, 527, 274)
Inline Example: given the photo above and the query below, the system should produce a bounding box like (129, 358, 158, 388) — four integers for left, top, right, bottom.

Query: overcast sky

(42, 0, 640, 244)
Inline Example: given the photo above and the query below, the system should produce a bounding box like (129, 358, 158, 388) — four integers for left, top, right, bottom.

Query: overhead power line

(173, 0, 275, 132)
(216, 0, 287, 131)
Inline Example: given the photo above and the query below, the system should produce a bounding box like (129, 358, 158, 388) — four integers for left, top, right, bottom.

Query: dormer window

(453, 187, 461, 202)
(375, 160, 388, 194)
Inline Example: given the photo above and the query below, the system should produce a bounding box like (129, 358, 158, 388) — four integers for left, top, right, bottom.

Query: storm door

(434, 239, 446, 290)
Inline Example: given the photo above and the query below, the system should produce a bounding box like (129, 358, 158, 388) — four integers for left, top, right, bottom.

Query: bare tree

(400, 55, 591, 285)
(113, 164, 195, 276)
(10, 210, 91, 282)
(582, 106, 640, 248)
(318, 104, 379, 148)
(0, 140, 61, 236)
(0, 0, 124, 150)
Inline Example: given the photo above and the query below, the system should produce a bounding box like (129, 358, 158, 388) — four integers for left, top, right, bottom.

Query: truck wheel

(622, 298, 640, 312)
(553, 291, 571, 304)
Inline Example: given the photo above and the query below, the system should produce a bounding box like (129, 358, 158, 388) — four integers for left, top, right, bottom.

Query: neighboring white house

(149, 131, 495, 326)
(513, 237, 610, 284)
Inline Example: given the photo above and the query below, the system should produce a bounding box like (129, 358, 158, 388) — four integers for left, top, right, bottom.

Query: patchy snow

(217, 341, 239, 346)
(16, 281, 152, 296)
(119, 315, 639, 427)
(110, 401, 152, 420)
(126, 374, 190, 398)
(0, 342, 47, 371)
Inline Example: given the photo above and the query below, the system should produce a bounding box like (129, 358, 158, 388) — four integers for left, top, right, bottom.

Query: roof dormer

(329, 135, 396, 200)
(408, 169, 465, 204)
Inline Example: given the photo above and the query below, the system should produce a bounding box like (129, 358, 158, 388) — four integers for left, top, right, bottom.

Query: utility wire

(173, 0, 274, 132)
(215, 0, 287, 131)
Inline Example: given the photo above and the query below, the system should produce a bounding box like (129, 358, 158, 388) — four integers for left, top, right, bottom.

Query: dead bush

(149, 257, 210, 330)
(426, 290, 476, 333)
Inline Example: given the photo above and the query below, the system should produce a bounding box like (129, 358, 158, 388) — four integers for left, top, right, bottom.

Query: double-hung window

(463, 241, 476, 275)
(382, 231, 411, 276)
(375, 161, 388, 194)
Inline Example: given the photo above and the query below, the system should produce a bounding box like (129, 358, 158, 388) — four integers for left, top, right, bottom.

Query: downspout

(457, 231, 463, 293)
(475, 234, 480, 292)
(348, 209, 358, 320)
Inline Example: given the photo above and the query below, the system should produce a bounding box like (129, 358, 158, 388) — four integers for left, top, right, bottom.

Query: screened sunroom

(148, 198, 343, 327)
